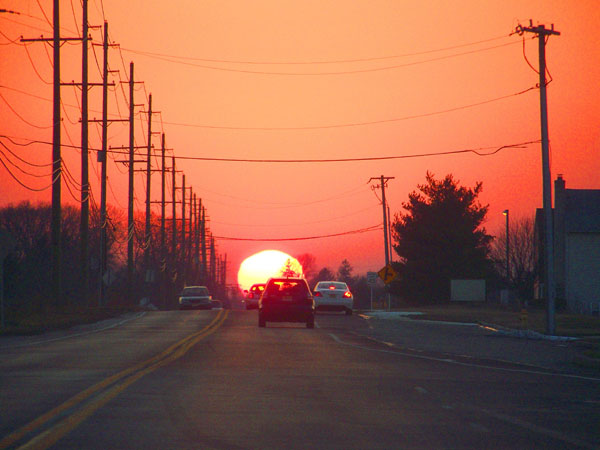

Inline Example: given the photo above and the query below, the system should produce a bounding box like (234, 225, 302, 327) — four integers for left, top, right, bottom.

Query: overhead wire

(0, 147, 50, 178)
(213, 224, 382, 242)
(211, 203, 379, 228)
(123, 40, 522, 76)
(0, 134, 540, 164)
(0, 139, 53, 167)
(0, 154, 55, 191)
(120, 34, 513, 66)
(161, 86, 537, 131)
(0, 92, 52, 129)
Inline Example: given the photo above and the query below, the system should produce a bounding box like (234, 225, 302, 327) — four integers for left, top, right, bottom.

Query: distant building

(535, 175, 600, 314)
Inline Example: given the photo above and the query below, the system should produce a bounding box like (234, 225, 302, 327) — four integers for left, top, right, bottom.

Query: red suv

(258, 277, 315, 328)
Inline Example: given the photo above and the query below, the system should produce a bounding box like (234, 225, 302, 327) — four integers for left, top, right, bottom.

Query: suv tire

(258, 313, 266, 328)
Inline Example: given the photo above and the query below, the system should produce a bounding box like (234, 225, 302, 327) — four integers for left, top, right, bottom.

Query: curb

(478, 321, 579, 341)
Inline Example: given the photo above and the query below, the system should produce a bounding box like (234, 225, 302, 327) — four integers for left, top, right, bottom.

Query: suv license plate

(282, 296, 293, 302)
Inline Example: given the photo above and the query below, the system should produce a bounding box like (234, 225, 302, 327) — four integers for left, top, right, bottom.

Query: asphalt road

(1, 309, 599, 449)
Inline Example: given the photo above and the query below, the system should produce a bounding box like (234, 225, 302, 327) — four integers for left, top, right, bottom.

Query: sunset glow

(237, 250, 303, 291)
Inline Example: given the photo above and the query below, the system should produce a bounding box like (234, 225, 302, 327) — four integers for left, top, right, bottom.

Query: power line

(160, 86, 537, 131)
(121, 40, 522, 76)
(0, 92, 53, 129)
(213, 224, 382, 242)
(155, 141, 540, 164)
(0, 135, 540, 164)
(120, 34, 514, 66)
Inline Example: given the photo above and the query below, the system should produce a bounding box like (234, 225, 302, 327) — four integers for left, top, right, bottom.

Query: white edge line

(328, 332, 600, 383)
(0, 312, 147, 349)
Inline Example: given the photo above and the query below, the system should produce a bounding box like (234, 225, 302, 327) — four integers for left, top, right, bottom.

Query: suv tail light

(343, 291, 352, 298)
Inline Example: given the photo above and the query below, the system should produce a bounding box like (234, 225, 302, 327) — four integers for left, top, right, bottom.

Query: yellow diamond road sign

(378, 264, 397, 285)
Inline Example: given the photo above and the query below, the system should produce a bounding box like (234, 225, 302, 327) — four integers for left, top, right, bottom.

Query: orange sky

(1, 1, 599, 282)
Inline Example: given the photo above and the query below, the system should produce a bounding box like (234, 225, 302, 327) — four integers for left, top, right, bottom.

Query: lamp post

(503, 209, 510, 285)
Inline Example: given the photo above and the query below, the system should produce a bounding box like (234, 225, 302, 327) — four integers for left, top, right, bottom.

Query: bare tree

(296, 253, 317, 280)
(490, 215, 537, 299)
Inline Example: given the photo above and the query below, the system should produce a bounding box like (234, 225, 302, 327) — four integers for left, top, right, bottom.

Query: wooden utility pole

(144, 94, 153, 276)
(99, 22, 109, 306)
(127, 62, 135, 301)
(160, 134, 166, 266)
(90, 21, 123, 305)
(21, 3, 82, 308)
(517, 21, 560, 335)
(80, 0, 89, 302)
(201, 207, 207, 283)
(181, 174, 186, 280)
(171, 156, 177, 270)
(368, 176, 395, 267)
(51, 0, 61, 307)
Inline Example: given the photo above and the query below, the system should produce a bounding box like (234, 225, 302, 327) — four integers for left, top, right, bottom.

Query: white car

(313, 281, 353, 315)
(244, 283, 265, 310)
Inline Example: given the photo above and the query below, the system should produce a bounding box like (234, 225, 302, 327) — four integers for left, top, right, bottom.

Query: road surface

(1, 309, 598, 449)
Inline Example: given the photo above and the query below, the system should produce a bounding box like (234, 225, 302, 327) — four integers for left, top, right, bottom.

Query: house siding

(566, 233, 600, 312)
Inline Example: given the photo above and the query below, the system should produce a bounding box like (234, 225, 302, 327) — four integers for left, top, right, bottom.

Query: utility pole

(369, 176, 395, 267)
(99, 22, 109, 306)
(144, 94, 153, 276)
(181, 174, 186, 282)
(80, 0, 89, 303)
(188, 191, 193, 270)
(517, 21, 560, 335)
(21, 2, 82, 307)
(387, 204, 393, 263)
(51, 0, 61, 308)
(195, 197, 201, 281)
(90, 21, 122, 306)
(127, 62, 135, 302)
(171, 156, 177, 272)
(210, 236, 216, 286)
(201, 206, 207, 283)
(160, 134, 166, 273)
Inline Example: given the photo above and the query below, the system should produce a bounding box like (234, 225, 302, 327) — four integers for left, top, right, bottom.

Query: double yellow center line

(1, 309, 229, 450)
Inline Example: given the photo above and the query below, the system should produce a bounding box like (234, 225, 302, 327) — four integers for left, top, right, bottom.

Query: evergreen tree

(391, 172, 493, 301)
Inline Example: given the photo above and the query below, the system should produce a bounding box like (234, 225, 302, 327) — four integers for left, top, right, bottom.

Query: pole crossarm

(21, 37, 82, 43)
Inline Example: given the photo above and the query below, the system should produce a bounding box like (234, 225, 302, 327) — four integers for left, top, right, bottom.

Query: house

(536, 175, 600, 314)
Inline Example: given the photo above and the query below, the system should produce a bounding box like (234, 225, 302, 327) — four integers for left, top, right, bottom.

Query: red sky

(1, 1, 599, 282)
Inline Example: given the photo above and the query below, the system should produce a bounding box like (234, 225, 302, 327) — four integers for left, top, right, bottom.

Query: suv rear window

(265, 279, 310, 299)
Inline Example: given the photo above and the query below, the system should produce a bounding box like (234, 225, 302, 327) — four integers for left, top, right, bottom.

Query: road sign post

(378, 265, 397, 311)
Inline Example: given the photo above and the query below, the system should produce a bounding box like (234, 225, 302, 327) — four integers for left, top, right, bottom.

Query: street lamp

(503, 209, 510, 285)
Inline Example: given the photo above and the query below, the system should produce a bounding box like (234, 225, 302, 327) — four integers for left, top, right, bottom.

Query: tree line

(0, 201, 225, 318)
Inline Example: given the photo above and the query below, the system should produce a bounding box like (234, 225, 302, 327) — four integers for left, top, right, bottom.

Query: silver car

(178, 286, 212, 310)
(313, 281, 353, 315)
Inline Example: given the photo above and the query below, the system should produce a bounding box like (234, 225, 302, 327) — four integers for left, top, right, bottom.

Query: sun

(237, 250, 303, 291)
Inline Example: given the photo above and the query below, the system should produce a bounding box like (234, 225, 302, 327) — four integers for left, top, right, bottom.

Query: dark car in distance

(258, 277, 315, 328)
(178, 286, 212, 310)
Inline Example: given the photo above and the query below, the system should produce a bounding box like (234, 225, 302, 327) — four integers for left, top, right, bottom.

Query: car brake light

(329, 285, 335, 290)
(343, 291, 352, 298)
(314, 291, 322, 297)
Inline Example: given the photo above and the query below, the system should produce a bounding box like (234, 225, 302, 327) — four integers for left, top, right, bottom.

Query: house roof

(565, 189, 600, 232)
